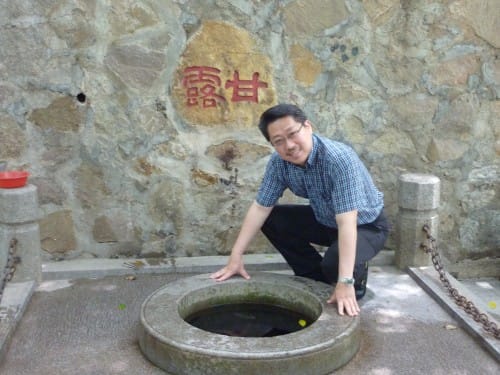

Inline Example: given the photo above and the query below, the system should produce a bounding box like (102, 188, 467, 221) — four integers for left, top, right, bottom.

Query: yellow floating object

(298, 319, 307, 327)
(487, 301, 496, 309)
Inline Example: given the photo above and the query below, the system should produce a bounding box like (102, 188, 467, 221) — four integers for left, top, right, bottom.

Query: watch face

(339, 277, 355, 285)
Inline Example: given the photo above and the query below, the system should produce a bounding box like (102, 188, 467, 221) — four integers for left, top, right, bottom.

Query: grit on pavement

(0, 264, 498, 374)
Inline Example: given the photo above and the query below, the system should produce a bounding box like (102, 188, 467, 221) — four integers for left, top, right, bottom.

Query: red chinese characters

(182, 66, 268, 108)
(182, 66, 226, 108)
(225, 71, 268, 103)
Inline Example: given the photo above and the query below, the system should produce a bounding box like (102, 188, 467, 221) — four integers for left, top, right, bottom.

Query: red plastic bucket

(0, 171, 30, 188)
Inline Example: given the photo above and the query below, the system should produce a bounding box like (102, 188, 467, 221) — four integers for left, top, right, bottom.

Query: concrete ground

(0, 253, 498, 374)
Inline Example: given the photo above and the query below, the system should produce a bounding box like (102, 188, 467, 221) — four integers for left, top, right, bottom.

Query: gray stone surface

(1, 0, 498, 270)
(0, 224, 41, 283)
(398, 174, 440, 211)
(396, 174, 440, 269)
(39, 210, 77, 255)
(395, 211, 437, 269)
(0, 185, 41, 282)
(40, 250, 394, 281)
(0, 281, 36, 363)
(139, 273, 359, 375)
(448, 257, 500, 279)
(408, 266, 499, 361)
(0, 266, 498, 374)
(0, 185, 39, 225)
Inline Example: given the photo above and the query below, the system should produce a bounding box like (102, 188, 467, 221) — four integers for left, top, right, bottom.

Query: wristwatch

(338, 277, 355, 285)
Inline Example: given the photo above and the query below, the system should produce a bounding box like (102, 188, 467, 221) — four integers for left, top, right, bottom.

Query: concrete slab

(460, 278, 500, 323)
(41, 250, 394, 281)
(0, 266, 498, 374)
(0, 281, 36, 362)
(41, 254, 289, 281)
(408, 266, 500, 361)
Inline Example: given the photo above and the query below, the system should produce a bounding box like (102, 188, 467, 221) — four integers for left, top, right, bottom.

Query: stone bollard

(395, 173, 440, 270)
(0, 185, 41, 283)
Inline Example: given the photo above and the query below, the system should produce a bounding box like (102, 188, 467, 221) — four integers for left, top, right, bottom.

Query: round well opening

(179, 282, 321, 337)
(139, 273, 360, 375)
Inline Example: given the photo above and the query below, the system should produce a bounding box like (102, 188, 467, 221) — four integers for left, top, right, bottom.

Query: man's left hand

(327, 282, 360, 316)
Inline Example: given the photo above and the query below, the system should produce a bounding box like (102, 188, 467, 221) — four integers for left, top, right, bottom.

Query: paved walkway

(0, 256, 498, 374)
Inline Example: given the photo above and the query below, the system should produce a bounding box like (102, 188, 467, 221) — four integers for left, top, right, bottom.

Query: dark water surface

(185, 303, 314, 337)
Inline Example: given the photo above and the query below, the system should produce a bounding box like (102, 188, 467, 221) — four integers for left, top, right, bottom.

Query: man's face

(267, 116, 313, 166)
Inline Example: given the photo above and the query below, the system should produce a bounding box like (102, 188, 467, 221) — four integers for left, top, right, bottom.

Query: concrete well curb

(139, 272, 360, 375)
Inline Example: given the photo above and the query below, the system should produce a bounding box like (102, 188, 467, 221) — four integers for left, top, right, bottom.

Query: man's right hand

(210, 256, 250, 282)
(210, 201, 272, 282)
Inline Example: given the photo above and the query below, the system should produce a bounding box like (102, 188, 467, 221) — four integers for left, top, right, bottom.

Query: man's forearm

(335, 211, 358, 280)
(231, 201, 273, 257)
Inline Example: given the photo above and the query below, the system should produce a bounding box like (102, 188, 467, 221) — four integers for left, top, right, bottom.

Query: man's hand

(327, 282, 360, 316)
(210, 255, 250, 282)
(211, 201, 272, 282)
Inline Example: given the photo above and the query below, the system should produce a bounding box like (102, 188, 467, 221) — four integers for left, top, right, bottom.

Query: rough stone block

(0, 223, 41, 283)
(398, 174, 440, 211)
(395, 212, 438, 269)
(396, 174, 440, 269)
(0, 184, 41, 283)
(0, 229, 7, 278)
(0, 185, 40, 224)
(39, 210, 77, 254)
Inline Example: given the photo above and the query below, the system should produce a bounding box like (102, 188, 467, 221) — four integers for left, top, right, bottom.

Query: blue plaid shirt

(256, 134, 384, 228)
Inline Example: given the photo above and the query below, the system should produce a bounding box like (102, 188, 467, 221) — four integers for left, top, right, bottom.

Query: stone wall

(0, 1, 498, 272)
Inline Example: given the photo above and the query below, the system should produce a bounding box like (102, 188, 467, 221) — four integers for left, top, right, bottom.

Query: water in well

(185, 302, 315, 337)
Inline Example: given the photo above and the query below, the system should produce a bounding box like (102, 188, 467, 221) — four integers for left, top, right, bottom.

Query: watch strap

(338, 277, 355, 285)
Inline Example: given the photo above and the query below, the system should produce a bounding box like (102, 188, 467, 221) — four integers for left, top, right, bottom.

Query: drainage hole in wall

(76, 93, 86, 103)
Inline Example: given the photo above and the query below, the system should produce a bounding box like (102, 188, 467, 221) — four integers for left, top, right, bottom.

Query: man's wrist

(338, 277, 355, 285)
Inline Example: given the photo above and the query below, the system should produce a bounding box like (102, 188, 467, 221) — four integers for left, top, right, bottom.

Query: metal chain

(420, 224, 500, 340)
(0, 238, 20, 304)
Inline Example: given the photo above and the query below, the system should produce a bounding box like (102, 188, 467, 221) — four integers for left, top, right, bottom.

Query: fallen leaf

(131, 260, 145, 268)
(118, 303, 126, 310)
(123, 260, 145, 270)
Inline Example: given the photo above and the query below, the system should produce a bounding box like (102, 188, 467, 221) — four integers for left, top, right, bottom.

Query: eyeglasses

(271, 123, 304, 148)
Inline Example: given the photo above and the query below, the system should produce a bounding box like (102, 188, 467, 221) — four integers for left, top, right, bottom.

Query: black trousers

(261, 205, 390, 284)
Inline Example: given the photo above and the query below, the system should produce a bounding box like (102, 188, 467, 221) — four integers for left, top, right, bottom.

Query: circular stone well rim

(139, 272, 360, 374)
(178, 280, 323, 338)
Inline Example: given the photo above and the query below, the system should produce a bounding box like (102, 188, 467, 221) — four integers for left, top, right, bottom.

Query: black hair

(258, 103, 308, 141)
